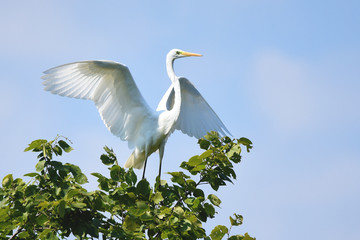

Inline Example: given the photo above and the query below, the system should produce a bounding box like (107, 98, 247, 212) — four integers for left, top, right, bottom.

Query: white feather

(157, 77, 231, 139)
(42, 49, 231, 176)
(42, 60, 160, 168)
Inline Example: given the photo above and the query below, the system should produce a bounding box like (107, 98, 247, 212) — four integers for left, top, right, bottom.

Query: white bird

(42, 49, 230, 179)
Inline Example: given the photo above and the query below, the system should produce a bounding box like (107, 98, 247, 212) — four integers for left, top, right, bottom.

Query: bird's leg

(155, 152, 164, 191)
(158, 155, 163, 181)
(142, 157, 148, 180)
(157, 142, 165, 184)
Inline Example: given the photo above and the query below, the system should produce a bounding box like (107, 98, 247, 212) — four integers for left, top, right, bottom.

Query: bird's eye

(176, 51, 181, 55)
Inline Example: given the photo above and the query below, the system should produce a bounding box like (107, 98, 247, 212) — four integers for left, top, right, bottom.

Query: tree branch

(9, 227, 23, 240)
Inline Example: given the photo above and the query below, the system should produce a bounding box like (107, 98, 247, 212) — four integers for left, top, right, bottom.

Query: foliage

(0, 132, 255, 239)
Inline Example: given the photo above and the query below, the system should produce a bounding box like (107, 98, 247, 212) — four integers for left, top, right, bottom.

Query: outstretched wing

(157, 77, 231, 139)
(42, 60, 156, 148)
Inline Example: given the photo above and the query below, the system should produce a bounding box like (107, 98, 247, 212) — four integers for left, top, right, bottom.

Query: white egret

(42, 49, 230, 179)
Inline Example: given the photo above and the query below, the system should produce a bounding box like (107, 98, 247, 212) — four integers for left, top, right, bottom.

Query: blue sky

(1, 1, 359, 239)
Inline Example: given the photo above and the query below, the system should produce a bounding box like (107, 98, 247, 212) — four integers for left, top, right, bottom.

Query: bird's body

(42, 49, 230, 178)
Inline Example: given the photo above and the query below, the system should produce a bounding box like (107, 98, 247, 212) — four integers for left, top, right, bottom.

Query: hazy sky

(1, 1, 359, 239)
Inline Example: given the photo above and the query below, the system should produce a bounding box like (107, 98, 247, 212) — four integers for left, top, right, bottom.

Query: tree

(0, 132, 255, 239)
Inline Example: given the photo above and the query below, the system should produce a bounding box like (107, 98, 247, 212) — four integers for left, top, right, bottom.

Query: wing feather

(157, 77, 231, 139)
(42, 60, 155, 148)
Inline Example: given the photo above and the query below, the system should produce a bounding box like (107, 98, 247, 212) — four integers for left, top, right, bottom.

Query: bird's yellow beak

(181, 51, 203, 57)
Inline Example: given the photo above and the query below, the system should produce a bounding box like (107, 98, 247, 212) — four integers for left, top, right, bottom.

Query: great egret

(42, 49, 230, 179)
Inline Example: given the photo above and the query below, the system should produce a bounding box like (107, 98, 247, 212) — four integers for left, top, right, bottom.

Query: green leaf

(0, 199, 8, 209)
(204, 203, 215, 217)
(77, 173, 88, 184)
(210, 225, 228, 240)
(58, 140, 73, 153)
(229, 233, 255, 240)
(173, 206, 184, 216)
(136, 200, 148, 209)
(168, 171, 189, 186)
(35, 195, 47, 204)
(36, 160, 46, 172)
(38, 229, 52, 240)
(55, 187, 61, 196)
(18, 231, 30, 238)
(226, 144, 241, 158)
(229, 236, 243, 240)
(91, 172, 105, 179)
(230, 213, 243, 226)
(125, 168, 137, 186)
(58, 200, 66, 217)
(238, 137, 253, 152)
(184, 197, 195, 206)
(53, 145, 63, 156)
(200, 149, 212, 159)
(238, 137, 252, 145)
(140, 211, 153, 221)
(38, 201, 50, 210)
(2, 174, 13, 187)
(152, 192, 164, 204)
(36, 214, 48, 225)
(99, 179, 109, 191)
(47, 231, 59, 240)
(100, 154, 114, 165)
(66, 164, 88, 184)
(187, 179, 196, 188)
(24, 139, 47, 152)
(192, 162, 206, 172)
(194, 188, 205, 198)
(123, 215, 140, 232)
(209, 176, 222, 191)
(110, 165, 122, 181)
(65, 189, 80, 199)
(187, 155, 202, 166)
(198, 139, 210, 150)
(92, 194, 104, 210)
(243, 233, 256, 240)
(136, 179, 150, 198)
(208, 194, 222, 207)
(24, 172, 40, 177)
(72, 202, 86, 209)
(25, 185, 37, 197)
(101, 146, 117, 166)
(157, 207, 172, 219)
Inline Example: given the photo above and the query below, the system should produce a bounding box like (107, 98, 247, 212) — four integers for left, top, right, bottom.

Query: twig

(9, 227, 23, 240)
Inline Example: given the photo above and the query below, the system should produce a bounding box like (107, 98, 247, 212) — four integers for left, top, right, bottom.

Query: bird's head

(167, 49, 202, 61)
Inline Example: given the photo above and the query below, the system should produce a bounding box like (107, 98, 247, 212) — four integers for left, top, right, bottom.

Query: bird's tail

(124, 150, 146, 169)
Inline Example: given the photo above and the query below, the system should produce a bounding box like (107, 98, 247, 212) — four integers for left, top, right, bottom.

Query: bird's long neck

(166, 57, 181, 122)
(166, 57, 176, 82)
